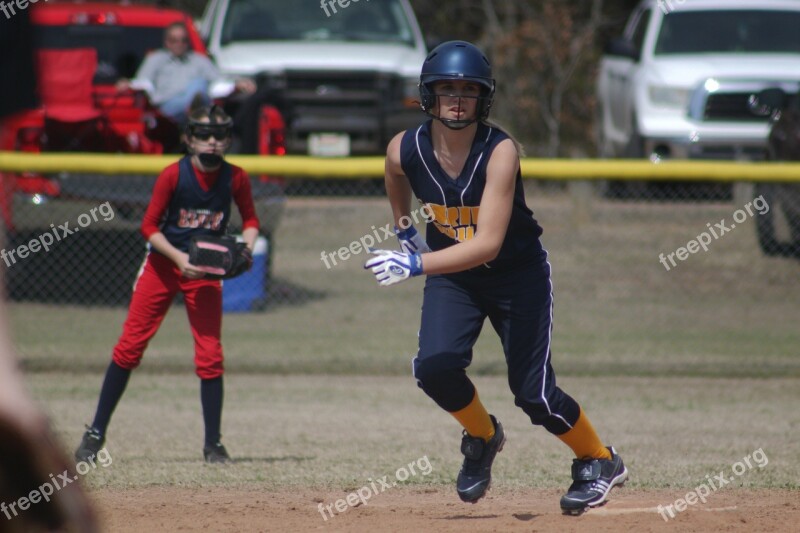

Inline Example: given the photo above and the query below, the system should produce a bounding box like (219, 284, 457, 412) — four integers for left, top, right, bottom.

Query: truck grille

(704, 92, 770, 122)
(286, 73, 387, 94)
(282, 71, 399, 114)
(261, 70, 400, 154)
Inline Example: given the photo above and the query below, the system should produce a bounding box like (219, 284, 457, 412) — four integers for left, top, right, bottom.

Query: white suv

(597, 0, 800, 162)
(199, 0, 428, 156)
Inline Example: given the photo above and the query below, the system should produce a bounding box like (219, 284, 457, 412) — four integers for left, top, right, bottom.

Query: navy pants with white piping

(412, 255, 580, 435)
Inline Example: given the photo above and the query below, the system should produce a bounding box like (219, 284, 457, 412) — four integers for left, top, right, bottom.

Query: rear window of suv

(220, 0, 415, 45)
(655, 10, 800, 55)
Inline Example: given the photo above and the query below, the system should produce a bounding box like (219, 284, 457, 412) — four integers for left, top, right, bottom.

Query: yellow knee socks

(557, 408, 612, 460)
(450, 391, 495, 442)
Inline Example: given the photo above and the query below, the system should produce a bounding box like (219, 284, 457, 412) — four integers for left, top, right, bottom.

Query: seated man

(118, 22, 255, 125)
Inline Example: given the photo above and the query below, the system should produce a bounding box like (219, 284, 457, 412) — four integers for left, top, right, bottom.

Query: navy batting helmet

(419, 41, 495, 128)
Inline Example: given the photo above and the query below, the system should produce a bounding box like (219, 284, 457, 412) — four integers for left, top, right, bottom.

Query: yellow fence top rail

(3, 151, 800, 182)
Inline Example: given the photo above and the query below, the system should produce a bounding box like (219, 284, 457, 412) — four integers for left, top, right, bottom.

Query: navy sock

(91, 361, 132, 435)
(201, 377, 224, 447)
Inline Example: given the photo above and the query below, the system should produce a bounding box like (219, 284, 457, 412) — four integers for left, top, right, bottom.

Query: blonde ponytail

(482, 119, 526, 157)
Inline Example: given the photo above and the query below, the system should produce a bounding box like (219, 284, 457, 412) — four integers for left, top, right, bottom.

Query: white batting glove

(395, 225, 431, 254)
(364, 249, 423, 287)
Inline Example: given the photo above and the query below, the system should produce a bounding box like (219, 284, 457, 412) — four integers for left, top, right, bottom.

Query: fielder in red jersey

(75, 105, 259, 464)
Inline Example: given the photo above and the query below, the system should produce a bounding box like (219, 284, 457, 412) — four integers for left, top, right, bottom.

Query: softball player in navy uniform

(365, 41, 628, 514)
(75, 105, 259, 464)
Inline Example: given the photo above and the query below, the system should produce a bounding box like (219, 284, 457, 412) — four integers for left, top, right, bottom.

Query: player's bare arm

(0, 296, 46, 431)
(420, 138, 518, 274)
(241, 227, 259, 251)
(0, 266, 98, 531)
(385, 131, 413, 226)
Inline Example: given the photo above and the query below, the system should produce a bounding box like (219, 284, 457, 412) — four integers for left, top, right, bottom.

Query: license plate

(308, 133, 350, 157)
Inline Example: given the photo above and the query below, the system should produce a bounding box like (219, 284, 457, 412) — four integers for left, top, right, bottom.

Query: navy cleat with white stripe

(456, 415, 506, 503)
(560, 446, 628, 515)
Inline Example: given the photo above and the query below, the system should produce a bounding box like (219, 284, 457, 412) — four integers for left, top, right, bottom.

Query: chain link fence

(2, 170, 799, 314)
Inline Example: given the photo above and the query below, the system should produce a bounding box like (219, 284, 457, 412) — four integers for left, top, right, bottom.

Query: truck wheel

(603, 122, 647, 199)
(594, 107, 615, 198)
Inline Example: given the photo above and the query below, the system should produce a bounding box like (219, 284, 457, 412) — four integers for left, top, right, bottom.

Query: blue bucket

(222, 236, 268, 312)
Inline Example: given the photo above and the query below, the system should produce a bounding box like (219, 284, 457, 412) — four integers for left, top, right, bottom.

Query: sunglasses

(191, 127, 231, 141)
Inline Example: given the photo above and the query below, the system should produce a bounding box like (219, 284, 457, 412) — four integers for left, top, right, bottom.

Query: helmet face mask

(190, 126, 232, 142)
(418, 41, 496, 129)
(423, 81, 488, 130)
(185, 104, 233, 142)
(420, 82, 493, 130)
(185, 105, 233, 167)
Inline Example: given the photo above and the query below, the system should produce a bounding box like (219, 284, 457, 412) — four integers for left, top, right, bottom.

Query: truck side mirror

(605, 38, 640, 61)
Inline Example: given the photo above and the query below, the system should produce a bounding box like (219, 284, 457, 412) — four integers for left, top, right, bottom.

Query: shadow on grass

(263, 277, 326, 310)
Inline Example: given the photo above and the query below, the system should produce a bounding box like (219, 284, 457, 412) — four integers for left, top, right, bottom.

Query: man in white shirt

(118, 22, 254, 124)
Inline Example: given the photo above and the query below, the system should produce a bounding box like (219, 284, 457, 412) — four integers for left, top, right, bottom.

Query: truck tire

(603, 117, 648, 199)
(594, 106, 615, 198)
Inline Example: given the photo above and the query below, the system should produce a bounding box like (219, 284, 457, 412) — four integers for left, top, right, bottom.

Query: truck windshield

(654, 10, 800, 55)
(220, 0, 415, 45)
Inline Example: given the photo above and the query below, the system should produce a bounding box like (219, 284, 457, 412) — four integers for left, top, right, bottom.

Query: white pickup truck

(199, 0, 428, 156)
(596, 0, 800, 162)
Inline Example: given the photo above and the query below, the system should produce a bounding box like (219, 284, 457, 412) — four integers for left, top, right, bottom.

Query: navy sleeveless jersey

(400, 120, 544, 270)
(159, 156, 233, 253)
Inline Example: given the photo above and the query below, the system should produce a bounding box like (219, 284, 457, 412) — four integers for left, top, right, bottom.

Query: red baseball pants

(112, 251, 224, 379)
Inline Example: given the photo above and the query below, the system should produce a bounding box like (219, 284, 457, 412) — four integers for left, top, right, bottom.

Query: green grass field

(9, 186, 800, 495)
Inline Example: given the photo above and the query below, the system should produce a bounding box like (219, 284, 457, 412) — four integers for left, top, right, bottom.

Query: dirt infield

(92, 487, 798, 532)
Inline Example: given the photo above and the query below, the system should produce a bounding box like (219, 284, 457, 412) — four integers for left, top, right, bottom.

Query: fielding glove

(395, 225, 431, 254)
(188, 235, 254, 280)
(364, 249, 423, 287)
(228, 243, 253, 279)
